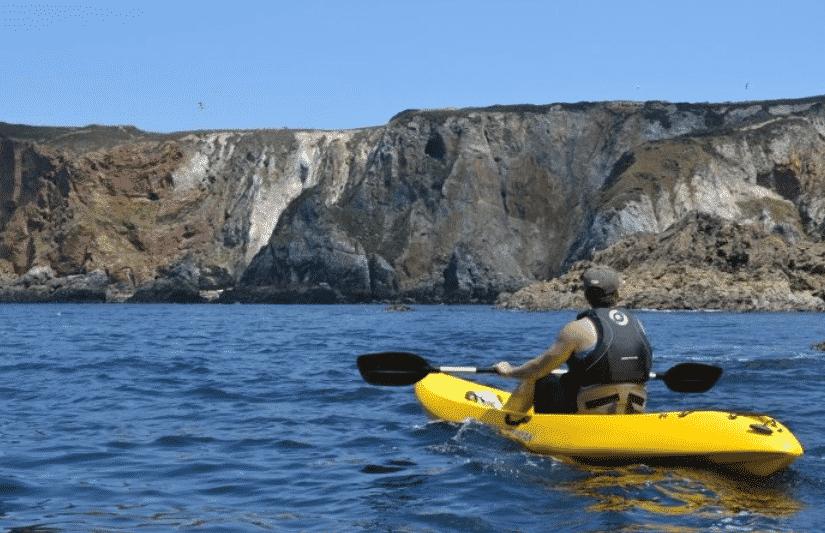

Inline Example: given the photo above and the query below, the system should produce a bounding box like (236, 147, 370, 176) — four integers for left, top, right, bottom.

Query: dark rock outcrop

(235, 186, 375, 302)
(0, 266, 110, 303)
(128, 262, 204, 303)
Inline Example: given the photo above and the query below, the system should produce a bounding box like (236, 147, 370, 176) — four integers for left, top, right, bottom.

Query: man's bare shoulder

(559, 316, 598, 346)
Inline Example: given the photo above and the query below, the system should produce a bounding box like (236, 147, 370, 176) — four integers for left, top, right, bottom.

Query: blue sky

(2, 0, 822, 133)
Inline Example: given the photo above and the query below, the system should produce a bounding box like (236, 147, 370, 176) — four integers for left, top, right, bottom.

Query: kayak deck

(414, 373, 803, 477)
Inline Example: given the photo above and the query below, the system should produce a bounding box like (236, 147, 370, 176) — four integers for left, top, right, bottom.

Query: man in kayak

(494, 266, 653, 414)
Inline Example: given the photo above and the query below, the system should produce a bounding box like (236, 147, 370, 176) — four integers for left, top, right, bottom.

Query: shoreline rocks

(0, 266, 111, 303)
(497, 213, 825, 312)
(2, 213, 824, 310)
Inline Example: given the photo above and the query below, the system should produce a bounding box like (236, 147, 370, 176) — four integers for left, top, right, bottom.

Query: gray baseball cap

(582, 267, 622, 294)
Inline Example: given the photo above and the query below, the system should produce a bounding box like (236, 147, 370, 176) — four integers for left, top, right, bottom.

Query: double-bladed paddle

(356, 351, 722, 393)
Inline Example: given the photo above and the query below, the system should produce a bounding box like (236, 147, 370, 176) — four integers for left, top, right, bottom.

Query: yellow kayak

(414, 372, 803, 477)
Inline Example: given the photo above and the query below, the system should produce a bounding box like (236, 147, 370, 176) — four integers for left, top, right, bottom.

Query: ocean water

(0, 304, 823, 533)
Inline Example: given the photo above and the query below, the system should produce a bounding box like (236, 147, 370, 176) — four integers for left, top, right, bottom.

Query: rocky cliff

(497, 212, 825, 311)
(1, 95, 824, 307)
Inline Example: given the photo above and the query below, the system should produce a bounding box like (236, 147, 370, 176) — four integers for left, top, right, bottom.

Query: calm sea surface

(1, 304, 823, 532)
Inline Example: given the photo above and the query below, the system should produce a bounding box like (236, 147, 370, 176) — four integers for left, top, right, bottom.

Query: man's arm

(495, 318, 596, 380)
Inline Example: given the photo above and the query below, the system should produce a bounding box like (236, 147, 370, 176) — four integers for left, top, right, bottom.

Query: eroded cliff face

(0, 126, 384, 301)
(1, 96, 824, 305)
(574, 107, 825, 264)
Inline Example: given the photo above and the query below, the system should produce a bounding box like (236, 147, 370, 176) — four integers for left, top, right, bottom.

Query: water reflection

(564, 465, 801, 518)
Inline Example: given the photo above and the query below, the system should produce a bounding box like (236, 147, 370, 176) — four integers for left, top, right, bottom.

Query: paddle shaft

(436, 366, 663, 380)
(438, 365, 497, 374)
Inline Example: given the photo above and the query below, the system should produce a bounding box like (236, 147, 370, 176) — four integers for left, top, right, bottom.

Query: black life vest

(566, 308, 652, 387)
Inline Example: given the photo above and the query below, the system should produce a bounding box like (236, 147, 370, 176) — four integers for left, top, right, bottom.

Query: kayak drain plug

(749, 423, 774, 435)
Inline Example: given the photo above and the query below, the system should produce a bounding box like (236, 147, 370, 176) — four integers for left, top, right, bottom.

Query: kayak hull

(414, 373, 803, 477)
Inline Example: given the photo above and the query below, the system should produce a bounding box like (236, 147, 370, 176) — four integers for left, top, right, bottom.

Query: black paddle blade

(357, 352, 437, 386)
(659, 362, 723, 393)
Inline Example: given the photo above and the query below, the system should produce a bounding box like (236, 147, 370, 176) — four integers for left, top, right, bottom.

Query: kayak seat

(533, 374, 578, 414)
(576, 383, 647, 414)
